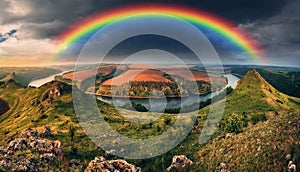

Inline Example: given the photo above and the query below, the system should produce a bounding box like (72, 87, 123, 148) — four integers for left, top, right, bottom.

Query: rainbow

(55, 4, 265, 60)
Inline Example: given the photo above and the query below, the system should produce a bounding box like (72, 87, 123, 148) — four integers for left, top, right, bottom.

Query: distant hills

(0, 67, 61, 87)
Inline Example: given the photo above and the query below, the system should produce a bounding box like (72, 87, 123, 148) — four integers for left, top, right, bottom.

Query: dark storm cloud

(239, 0, 300, 66)
(0, 0, 95, 38)
(91, 0, 292, 23)
(0, 0, 293, 39)
(103, 34, 200, 64)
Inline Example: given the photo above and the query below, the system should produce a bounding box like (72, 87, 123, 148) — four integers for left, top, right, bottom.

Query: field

(102, 69, 171, 86)
(163, 69, 224, 82)
(63, 65, 117, 82)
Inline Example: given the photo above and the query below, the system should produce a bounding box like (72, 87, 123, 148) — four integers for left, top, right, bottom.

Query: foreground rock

(287, 161, 296, 172)
(167, 155, 193, 171)
(85, 156, 141, 172)
(0, 128, 64, 171)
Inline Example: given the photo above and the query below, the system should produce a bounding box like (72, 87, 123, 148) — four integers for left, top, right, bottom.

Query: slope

(200, 69, 299, 117)
(195, 69, 300, 171)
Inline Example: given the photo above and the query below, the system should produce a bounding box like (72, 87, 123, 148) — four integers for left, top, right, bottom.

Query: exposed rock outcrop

(167, 155, 193, 171)
(85, 156, 141, 172)
(287, 161, 296, 172)
(0, 127, 64, 171)
(40, 81, 72, 102)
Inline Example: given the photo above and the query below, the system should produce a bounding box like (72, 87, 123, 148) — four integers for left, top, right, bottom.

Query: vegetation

(222, 113, 244, 133)
(256, 68, 300, 97)
(230, 66, 300, 97)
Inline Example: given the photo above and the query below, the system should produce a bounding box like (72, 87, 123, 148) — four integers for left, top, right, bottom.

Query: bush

(164, 117, 172, 125)
(223, 113, 244, 133)
(131, 102, 148, 112)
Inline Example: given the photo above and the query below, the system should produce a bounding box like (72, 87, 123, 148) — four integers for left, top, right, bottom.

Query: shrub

(164, 117, 172, 125)
(223, 113, 244, 133)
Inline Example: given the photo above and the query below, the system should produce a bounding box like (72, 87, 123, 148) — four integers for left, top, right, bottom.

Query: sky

(0, 0, 299, 67)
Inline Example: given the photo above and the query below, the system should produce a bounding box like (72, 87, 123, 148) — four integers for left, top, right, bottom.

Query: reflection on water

(97, 74, 240, 111)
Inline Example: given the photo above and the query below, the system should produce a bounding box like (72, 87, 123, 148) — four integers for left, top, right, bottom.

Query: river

(29, 72, 240, 111)
(97, 74, 240, 111)
(28, 71, 68, 88)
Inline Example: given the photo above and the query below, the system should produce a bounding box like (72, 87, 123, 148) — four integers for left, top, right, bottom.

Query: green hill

(200, 69, 299, 117)
(0, 72, 24, 88)
(230, 66, 300, 98)
(196, 69, 300, 171)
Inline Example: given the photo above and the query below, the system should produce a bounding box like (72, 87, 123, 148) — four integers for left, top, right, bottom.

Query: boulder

(85, 156, 141, 172)
(167, 155, 193, 171)
(288, 161, 296, 172)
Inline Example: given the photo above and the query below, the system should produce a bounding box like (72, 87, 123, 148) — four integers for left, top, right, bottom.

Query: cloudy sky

(0, 0, 299, 67)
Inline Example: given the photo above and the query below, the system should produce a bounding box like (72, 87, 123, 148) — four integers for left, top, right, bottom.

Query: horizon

(1, 62, 300, 68)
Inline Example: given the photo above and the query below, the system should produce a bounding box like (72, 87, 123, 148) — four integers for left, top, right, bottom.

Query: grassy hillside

(0, 69, 299, 171)
(256, 68, 300, 98)
(197, 111, 299, 171)
(196, 69, 300, 171)
(230, 66, 300, 98)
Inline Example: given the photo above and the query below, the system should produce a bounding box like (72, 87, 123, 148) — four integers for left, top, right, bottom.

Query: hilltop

(200, 69, 300, 116)
(230, 66, 300, 98)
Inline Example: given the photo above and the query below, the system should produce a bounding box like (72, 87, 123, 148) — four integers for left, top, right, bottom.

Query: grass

(196, 112, 300, 171)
